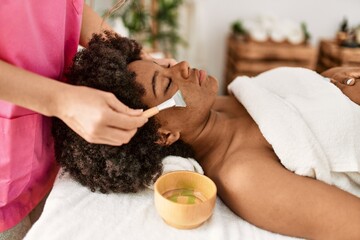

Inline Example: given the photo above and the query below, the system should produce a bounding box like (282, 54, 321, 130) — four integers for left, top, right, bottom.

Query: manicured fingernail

(346, 78, 355, 85)
(130, 109, 143, 115)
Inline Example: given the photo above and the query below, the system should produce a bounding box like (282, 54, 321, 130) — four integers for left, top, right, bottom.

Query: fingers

(331, 78, 357, 87)
(78, 113, 143, 146)
(106, 96, 148, 128)
(106, 110, 148, 130)
(140, 50, 152, 60)
(347, 70, 360, 80)
(100, 94, 148, 145)
(79, 109, 145, 145)
(80, 126, 138, 146)
(345, 78, 355, 86)
(108, 95, 144, 116)
(153, 57, 178, 66)
(93, 128, 138, 146)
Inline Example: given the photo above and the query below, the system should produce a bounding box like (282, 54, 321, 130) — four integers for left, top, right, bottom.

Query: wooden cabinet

(224, 35, 318, 91)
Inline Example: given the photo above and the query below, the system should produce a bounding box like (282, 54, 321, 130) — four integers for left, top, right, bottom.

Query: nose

(173, 61, 190, 79)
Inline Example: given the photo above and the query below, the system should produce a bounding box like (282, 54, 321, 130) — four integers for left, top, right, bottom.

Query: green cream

(163, 188, 206, 204)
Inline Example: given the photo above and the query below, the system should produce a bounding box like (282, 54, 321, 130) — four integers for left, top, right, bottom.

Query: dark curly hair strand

(52, 31, 194, 193)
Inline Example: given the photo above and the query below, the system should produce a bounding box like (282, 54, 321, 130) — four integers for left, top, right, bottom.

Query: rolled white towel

(162, 155, 203, 175)
(147, 156, 204, 189)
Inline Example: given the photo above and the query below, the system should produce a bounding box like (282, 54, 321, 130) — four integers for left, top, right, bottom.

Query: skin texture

(52, 32, 194, 193)
(128, 60, 360, 240)
(128, 60, 218, 145)
(53, 32, 360, 238)
(322, 67, 360, 105)
(0, 4, 147, 146)
(0, 4, 178, 146)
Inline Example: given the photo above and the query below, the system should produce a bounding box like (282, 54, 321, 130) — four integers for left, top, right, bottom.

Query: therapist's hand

(55, 85, 148, 146)
(141, 50, 178, 66)
(322, 67, 360, 105)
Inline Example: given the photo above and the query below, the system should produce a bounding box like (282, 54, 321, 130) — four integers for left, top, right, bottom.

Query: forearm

(80, 4, 113, 47)
(0, 59, 69, 116)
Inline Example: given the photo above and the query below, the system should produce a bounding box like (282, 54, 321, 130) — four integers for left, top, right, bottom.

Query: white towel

(162, 155, 204, 175)
(228, 67, 360, 197)
(147, 156, 204, 189)
(25, 171, 300, 240)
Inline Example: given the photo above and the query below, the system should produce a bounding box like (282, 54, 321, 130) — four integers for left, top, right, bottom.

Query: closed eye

(164, 63, 172, 94)
(165, 78, 172, 94)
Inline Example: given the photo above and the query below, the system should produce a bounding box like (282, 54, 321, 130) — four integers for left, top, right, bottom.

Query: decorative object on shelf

(335, 18, 360, 48)
(355, 26, 360, 45)
(225, 15, 316, 93)
(316, 40, 360, 73)
(317, 18, 360, 72)
(230, 15, 311, 45)
(231, 20, 247, 41)
(224, 34, 317, 93)
(106, 0, 185, 57)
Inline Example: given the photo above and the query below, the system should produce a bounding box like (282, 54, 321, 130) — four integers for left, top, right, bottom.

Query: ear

(156, 128, 180, 146)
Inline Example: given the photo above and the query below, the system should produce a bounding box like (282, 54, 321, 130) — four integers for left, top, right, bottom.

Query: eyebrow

(152, 70, 159, 97)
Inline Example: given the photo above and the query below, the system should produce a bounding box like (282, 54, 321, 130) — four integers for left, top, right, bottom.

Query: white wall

(93, 0, 360, 94)
(184, 0, 360, 94)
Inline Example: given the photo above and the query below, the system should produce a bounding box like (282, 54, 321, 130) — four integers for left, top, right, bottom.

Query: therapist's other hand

(56, 85, 148, 146)
(141, 51, 178, 66)
(322, 67, 360, 105)
(152, 57, 178, 66)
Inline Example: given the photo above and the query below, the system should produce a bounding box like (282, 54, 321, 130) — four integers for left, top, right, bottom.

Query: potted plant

(107, 0, 186, 57)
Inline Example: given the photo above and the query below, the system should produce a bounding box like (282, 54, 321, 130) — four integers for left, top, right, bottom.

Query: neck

(180, 96, 252, 166)
(185, 109, 229, 161)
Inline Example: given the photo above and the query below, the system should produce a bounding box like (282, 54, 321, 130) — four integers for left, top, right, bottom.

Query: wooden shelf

(224, 35, 318, 92)
(316, 40, 360, 73)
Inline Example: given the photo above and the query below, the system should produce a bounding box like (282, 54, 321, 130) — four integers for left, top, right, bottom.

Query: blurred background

(86, 0, 360, 94)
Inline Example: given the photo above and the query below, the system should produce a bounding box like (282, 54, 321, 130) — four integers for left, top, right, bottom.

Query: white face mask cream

(143, 90, 186, 118)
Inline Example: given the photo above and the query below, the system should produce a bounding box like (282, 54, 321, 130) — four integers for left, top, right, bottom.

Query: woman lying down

(52, 31, 360, 240)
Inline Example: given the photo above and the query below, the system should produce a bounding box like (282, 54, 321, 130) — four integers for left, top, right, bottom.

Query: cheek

(180, 86, 216, 108)
(155, 81, 217, 127)
(156, 107, 203, 128)
(155, 111, 183, 132)
(141, 94, 165, 108)
(208, 76, 219, 94)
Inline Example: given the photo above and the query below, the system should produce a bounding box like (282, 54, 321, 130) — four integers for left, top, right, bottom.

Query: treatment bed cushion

(24, 172, 301, 240)
(25, 66, 360, 239)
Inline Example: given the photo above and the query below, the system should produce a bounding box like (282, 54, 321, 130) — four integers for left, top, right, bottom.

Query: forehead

(128, 60, 162, 103)
(128, 60, 157, 82)
(128, 60, 160, 92)
(128, 60, 160, 98)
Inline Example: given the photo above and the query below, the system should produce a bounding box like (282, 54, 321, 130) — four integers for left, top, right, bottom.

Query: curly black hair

(52, 31, 194, 193)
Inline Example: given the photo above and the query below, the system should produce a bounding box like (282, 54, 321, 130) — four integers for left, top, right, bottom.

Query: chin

(208, 75, 219, 94)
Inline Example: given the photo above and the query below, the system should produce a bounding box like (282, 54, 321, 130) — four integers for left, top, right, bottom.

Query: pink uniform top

(0, 0, 83, 231)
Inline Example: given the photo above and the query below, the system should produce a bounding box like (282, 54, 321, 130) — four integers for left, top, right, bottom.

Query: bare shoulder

(211, 149, 360, 239)
(210, 147, 280, 197)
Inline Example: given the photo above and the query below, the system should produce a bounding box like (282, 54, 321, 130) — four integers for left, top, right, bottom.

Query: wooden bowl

(154, 171, 217, 229)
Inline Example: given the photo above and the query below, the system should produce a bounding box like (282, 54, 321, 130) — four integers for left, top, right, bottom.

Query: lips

(197, 69, 207, 86)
